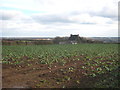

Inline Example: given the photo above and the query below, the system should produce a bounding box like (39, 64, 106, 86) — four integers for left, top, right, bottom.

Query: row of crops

(2, 44, 119, 88)
(2, 44, 119, 65)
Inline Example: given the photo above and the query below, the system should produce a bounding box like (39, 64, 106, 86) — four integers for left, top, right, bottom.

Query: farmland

(2, 44, 120, 88)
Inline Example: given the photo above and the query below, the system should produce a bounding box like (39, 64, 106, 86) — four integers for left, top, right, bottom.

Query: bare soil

(2, 56, 119, 88)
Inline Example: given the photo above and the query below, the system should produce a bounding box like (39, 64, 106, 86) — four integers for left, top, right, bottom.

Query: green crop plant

(2, 44, 119, 70)
(2, 44, 119, 88)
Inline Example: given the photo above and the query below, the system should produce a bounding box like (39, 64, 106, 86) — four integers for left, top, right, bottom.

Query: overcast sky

(0, 0, 119, 37)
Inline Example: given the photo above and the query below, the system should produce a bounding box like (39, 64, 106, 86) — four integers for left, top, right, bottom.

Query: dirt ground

(2, 57, 119, 88)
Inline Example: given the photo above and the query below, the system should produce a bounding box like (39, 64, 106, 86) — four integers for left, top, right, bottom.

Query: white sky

(0, 0, 119, 37)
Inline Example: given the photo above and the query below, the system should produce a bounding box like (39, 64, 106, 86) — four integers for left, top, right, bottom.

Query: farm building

(69, 34, 79, 41)
(58, 34, 81, 44)
(68, 34, 81, 44)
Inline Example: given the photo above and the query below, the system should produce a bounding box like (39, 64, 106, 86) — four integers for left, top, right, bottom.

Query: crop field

(2, 44, 120, 88)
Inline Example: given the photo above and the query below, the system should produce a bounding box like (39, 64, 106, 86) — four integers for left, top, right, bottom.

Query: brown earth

(2, 56, 119, 88)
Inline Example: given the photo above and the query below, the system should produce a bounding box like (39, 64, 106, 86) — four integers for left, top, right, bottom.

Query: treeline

(2, 36, 104, 45)
(2, 40, 53, 45)
(53, 37, 103, 44)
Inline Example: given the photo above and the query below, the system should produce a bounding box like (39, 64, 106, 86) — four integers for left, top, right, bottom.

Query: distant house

(68, 34, 80, 44)
(57, 34, 82, 44)
(69, 34, 79, 41)
(57, 34, 105, 44)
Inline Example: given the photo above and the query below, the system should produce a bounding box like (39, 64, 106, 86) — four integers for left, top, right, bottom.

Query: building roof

(68, 34, 79, 41)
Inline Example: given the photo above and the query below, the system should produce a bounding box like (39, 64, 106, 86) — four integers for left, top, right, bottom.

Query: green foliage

(2, 44, 119, 66)
(2, 44, 119, 88)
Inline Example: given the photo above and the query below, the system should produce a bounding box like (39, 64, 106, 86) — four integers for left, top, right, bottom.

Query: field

(2, 44, 120, 88)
